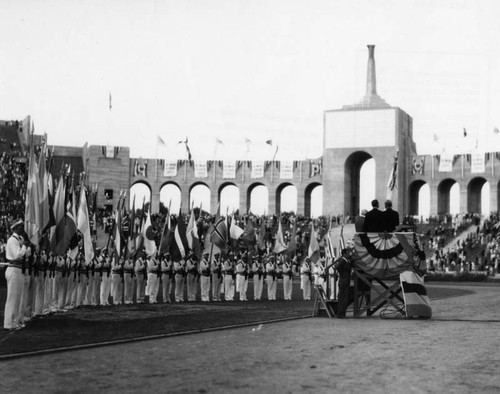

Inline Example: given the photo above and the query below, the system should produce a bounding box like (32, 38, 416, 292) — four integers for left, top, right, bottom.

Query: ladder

(312, 285, 336, 319)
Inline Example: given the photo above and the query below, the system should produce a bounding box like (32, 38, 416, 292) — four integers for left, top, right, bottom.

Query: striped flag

(353, 232, 417, 279)
(307, 222, 320, 263)
(174, 213, 189, 258)
(24, 137, 41, 246)
(273, 217, 288, 254)
(77, 185, 94, 264)
(400, 271, 432, 318)
(50, 175, 66, 255)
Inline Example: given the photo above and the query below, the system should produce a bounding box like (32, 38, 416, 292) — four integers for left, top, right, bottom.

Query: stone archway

(219, 182, 239, 215)
(159, 182, 181, 214)
(344, 151, 373, 217)
(305, 182, 322, 217)
(408, 180, 427, 216)
(437, 178, 457, 215)
(189, 182, 210, 212)
(467, 177, 487, 214)
(275, 183, 295, 215)
(247, 183, 268, 215)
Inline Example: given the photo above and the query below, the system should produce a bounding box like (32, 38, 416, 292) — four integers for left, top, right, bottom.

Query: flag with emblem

(142, 209, 157, 257)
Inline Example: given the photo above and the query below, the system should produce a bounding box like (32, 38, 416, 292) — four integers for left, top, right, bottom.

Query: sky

(2, 0, 500, 163)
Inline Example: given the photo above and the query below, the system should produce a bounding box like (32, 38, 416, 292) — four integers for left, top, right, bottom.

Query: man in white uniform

(4, 220, 31, 330)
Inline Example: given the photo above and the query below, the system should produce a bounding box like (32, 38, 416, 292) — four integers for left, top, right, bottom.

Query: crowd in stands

(424, 213, 499, 276)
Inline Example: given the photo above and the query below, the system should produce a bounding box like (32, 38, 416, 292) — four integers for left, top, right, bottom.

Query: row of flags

(24, 133, 98, 264)
(157, 135, 282, 162)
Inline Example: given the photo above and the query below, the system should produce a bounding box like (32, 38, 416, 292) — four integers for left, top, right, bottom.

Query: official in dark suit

(383, 199, 400, 232)
(334, 249, 353, 318)
(363, 199, 385, 232)
(354, 209, 367, 232)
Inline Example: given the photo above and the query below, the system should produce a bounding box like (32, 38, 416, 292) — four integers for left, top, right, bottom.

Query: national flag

(186, 208, 202, 259)
(202, 224, 220, 262)
(77, 185, 94, 264)
(65, 185, 79, 259)
(273, 217, 288, 254)
(494, 127, 499, 134)
(114, 198, 123, 258)
(286, 218, 297, 255)
(244, 138, 252, 152)
(307, 222, 320, 263)
(210, 216, 228, 252)
(157, 135, 166, 146)
(339, 222, 346, 252)
(143, 210, 157, 257)
(266, 139, 272, 145)
(24, 136, 41, 246)
(174, 212, 190, 258)
(386, 151, 398, 199)
(241, 218, 256, 245)
(37, 145, 50, 234)
(257, 218, 266, 251)
(463, 128, 467, 137)
(400, 271, 432, 318)
(50, 175, 66, 255)
(127, 195, 136, 256)
(229, 215, 244, 241)
(159, 209, 174, 256)
(178, 137, 192, 161)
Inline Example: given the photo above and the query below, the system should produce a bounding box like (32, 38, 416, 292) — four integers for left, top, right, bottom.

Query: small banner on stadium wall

(223, 161, 236, 179)
(471, 152, 485, 173)
(412, 156, 425, 175)
(280, 161, 294, 179)
(194, 161, 207, 178)
(310, 160, 322, 177)
(102, 146, 120, 158)
(134, 159, 148, 177)
(163, 160, 177, 177)
(251, 161, 264, 178)
(438, 153, 454, 172)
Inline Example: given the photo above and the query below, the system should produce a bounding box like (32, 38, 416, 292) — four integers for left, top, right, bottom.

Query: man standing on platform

(355, 209, 368, 232)
(334, 248, 353, 318)
(364, 199, 385, 233)
(383, 199, 400, 232)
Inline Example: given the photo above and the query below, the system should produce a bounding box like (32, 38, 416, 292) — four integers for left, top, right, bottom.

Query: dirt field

(1, 282, 499, 393)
